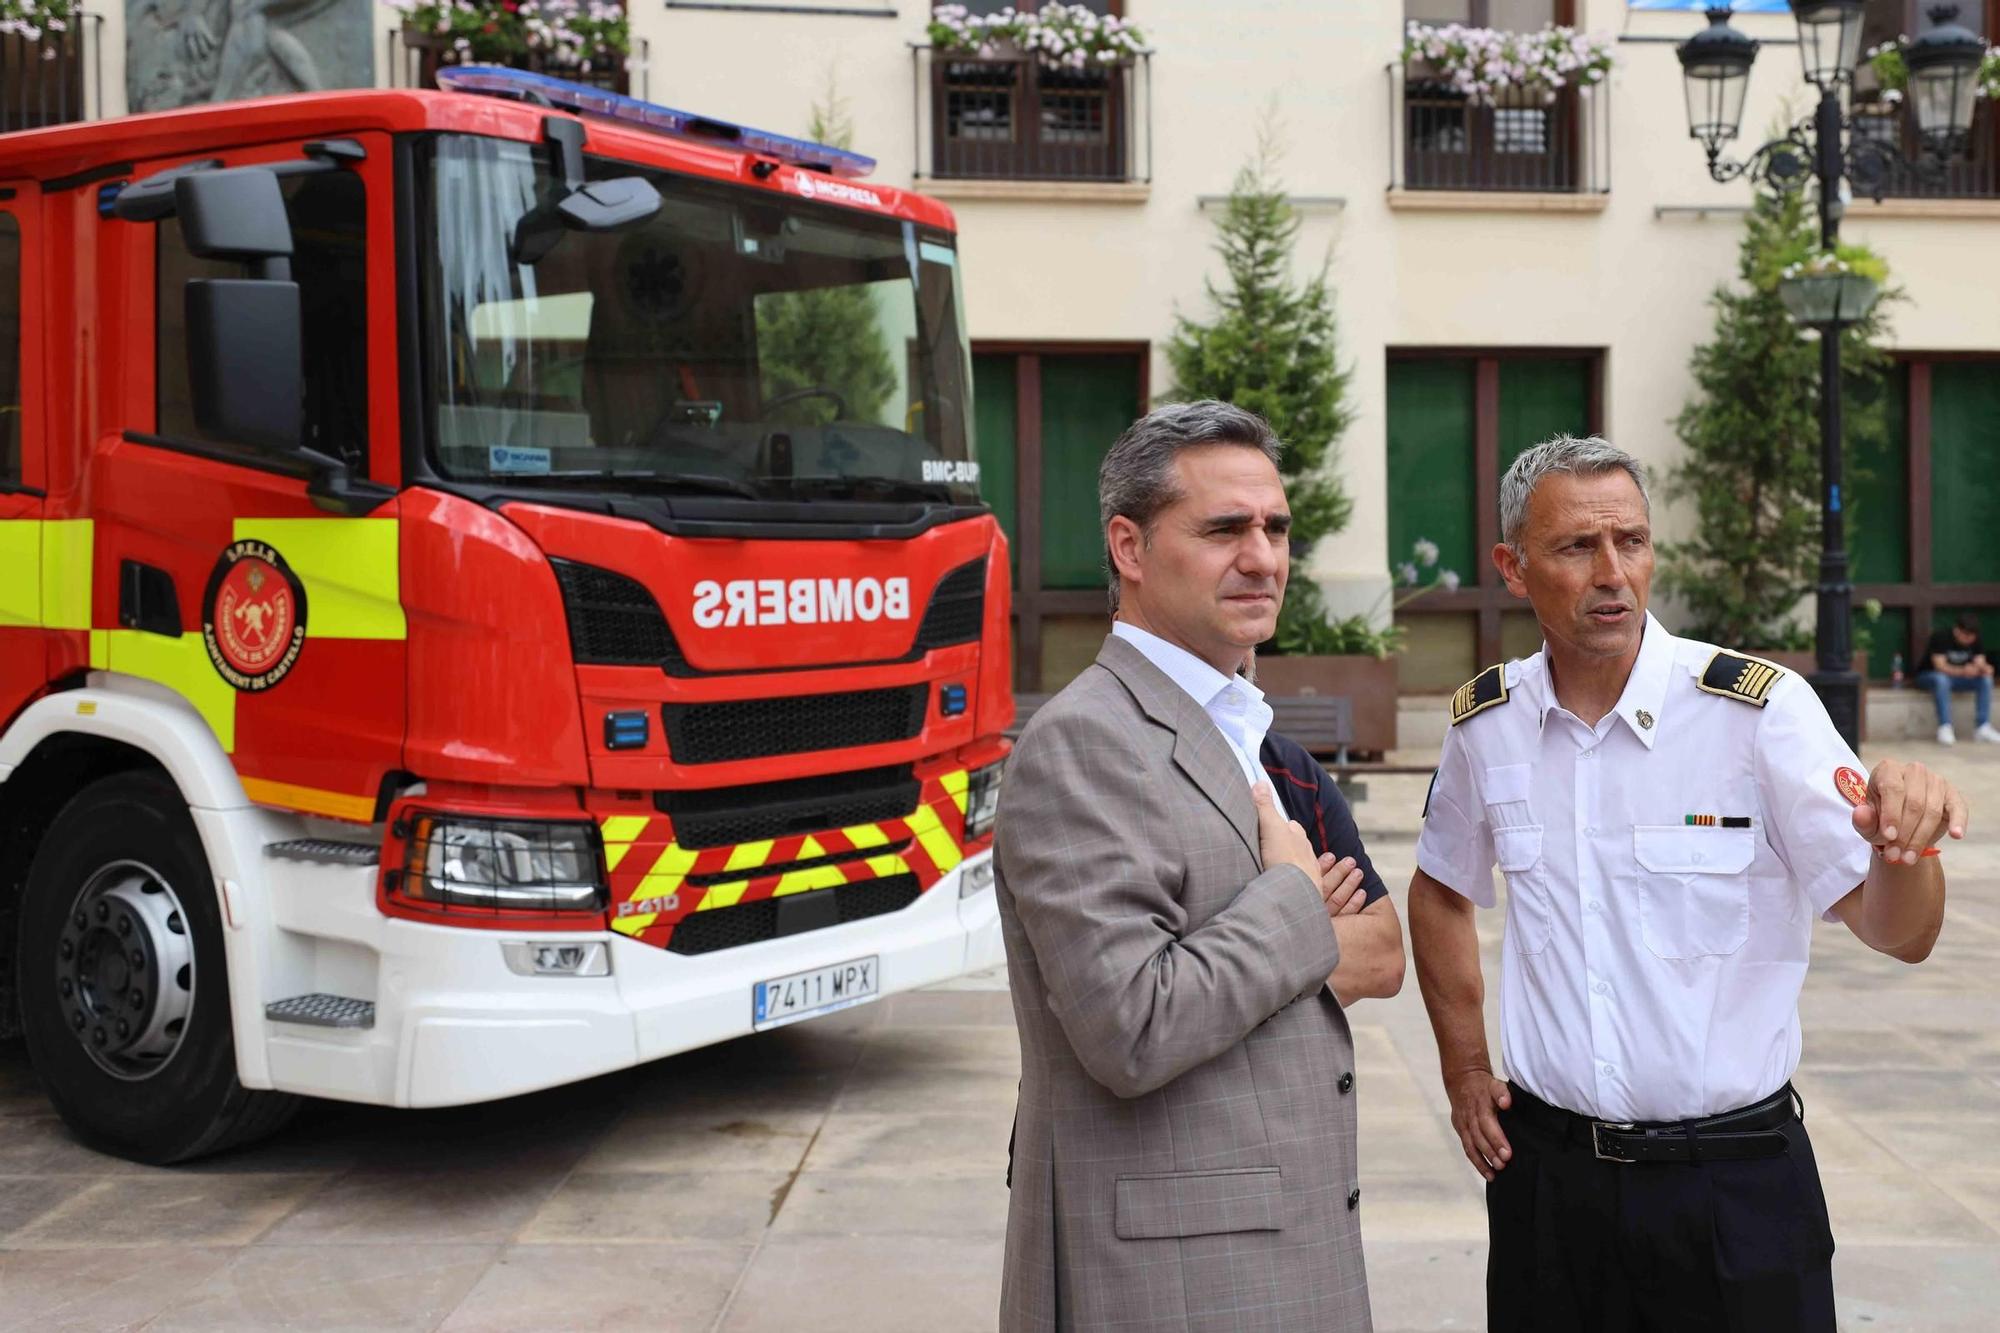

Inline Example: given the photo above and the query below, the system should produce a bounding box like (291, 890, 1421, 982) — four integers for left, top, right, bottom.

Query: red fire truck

(0, 68, 1010, 1163)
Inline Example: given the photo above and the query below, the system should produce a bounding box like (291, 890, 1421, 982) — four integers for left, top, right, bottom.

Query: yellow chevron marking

(907, 802, 963, 875)
(598, 815, 651, 872)
(866, 853, 911, 878)
(796, 835, 826, 861)
(843, 822, 890, 849)
(634, 843, 698, 897)
(775, 862, 848, 896)
(700, 880, 751, 909)
(941, 768, 970, 814)
(725, 839, 774, 873)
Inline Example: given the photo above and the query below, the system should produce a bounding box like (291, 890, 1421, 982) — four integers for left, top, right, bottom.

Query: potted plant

(926, 3, 1146, 70)
(0, 0, 76, 41)
(1400, 19, 1616, 105)
(1776, 246, 1887, 326)
(382, 0, 633, 92)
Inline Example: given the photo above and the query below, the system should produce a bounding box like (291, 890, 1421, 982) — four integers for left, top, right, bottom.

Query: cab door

(88, 136, 406, 823)
(0, 181, 48, 722)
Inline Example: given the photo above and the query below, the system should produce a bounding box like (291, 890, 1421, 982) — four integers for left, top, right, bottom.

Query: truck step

(264, 839, 379, 867)
(265, 994, 376, 1030)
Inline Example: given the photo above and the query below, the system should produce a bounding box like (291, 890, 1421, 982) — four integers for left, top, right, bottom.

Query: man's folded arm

(998, 715, 1338, 1100)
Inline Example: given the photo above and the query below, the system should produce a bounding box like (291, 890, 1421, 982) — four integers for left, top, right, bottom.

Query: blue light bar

(433, 66, 878, 179)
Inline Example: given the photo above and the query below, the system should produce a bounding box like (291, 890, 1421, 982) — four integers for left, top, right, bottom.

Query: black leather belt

(1506, 1081, 1797, 1164)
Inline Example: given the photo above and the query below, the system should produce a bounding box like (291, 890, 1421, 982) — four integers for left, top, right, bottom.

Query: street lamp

(1674, 3, 1983, 748)
(1905, 6, 1989, 152)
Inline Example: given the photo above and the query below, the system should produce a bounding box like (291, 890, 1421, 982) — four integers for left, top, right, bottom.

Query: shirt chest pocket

(1633, 826, 1755, 960)
(1485, 766, 1552, 957)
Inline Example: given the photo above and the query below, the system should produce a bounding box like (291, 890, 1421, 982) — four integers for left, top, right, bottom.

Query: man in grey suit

(995, 401, 1402, 1332)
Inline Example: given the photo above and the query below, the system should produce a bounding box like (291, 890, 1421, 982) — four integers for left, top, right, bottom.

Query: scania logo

(791, 173, 885, 210)
(692, 577, 910, 628)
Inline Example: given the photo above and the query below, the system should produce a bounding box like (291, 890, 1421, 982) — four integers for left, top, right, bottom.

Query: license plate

(753, 956, 880, 1031)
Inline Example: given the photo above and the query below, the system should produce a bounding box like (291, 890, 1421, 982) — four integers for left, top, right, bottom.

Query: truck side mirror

(175, 167, 294, 266)
(186, 279, 303, 452)
(172, 167, 305, 454)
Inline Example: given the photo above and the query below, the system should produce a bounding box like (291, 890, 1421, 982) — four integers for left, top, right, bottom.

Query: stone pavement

(0, 739, 1994, 1331)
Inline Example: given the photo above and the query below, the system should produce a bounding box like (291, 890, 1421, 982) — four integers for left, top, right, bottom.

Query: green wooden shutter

(1929, 362, 2000, 585)
(1387, 358, 1477, 576)
(1847, 364, 1909, 585)
(972, 353, 1019, 585)
(1039, 354, 1141, 589)
(1497, 358, 1591, 473)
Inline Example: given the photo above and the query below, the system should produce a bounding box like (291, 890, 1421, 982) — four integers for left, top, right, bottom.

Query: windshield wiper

(601, 471, 764, 500)
(786, 476, 957, 503)
(485, 470, 764, 500)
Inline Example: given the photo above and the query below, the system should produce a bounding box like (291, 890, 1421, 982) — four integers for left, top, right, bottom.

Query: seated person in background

(1250, 654, 1406, 1007)
(1922, 612, 1999, 745)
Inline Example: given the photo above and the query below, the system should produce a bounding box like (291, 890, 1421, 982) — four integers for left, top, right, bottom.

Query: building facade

(9, 0, 1999, 693)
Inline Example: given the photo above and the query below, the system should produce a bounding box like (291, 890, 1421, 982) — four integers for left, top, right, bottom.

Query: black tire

(16, 771, 300, 1163)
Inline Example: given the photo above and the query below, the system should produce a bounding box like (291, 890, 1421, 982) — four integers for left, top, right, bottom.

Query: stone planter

(1252, 653, 1400, 756)
(1754, 650, 1869, 742)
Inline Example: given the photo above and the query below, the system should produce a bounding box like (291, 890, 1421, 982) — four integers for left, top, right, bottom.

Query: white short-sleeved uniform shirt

(1416, 614, 1873, 1123)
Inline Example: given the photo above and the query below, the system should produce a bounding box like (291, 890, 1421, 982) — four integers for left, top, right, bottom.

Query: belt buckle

(1592, 1120, 1638, 1163)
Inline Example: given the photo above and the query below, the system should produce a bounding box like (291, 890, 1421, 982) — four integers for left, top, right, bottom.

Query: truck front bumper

(258, 850, 1003, 1107)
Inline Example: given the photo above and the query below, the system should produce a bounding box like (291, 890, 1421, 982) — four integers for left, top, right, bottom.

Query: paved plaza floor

(0, 741, 1995, 1330)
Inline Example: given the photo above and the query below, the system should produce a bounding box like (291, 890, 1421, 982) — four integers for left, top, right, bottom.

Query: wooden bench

(1006, 691, 1431, 803)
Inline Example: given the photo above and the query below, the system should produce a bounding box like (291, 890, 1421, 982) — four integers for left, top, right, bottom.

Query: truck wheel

(16, 772, 300, 1163)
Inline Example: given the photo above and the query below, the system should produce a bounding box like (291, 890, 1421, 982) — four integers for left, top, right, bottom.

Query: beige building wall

(78, 0, 2000, 637)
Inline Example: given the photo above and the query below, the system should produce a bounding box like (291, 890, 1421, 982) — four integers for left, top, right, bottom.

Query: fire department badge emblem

(1832, 765, 1869, 809)
(202, 540, 308, 692)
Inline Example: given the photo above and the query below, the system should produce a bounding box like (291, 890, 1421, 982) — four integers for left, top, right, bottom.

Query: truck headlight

(964, 761, 1004, 841)
(401, 815, 607, 914)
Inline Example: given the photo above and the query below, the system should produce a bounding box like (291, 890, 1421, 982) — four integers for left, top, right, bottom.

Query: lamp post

(1675, 3, 1985, 749)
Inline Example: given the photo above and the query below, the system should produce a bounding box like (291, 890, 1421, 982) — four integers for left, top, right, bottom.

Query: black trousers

(1485, 1087, 1836, 1333)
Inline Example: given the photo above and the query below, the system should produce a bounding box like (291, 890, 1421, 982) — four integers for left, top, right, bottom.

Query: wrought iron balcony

(1848, 97, 1998, 199)
(1388, 63, 1610, 195)
(1, 14, 99, 134)
(912, 46, 1152, 184)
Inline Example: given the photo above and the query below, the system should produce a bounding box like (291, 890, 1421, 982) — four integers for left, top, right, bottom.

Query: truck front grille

(551, 558, 689, 671)
(912, 557, 986, 651)
(662, 686, 927, 765)
(664, 874, 922, 955)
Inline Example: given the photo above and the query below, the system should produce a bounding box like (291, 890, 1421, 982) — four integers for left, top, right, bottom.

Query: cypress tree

(1659, 187, 1894, 649)
(1165, 121, 1356, 651)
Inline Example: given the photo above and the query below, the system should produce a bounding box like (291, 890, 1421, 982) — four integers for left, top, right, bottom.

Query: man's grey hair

(1099, 400, 1283, 613)
(1499, 434, 1651, 556)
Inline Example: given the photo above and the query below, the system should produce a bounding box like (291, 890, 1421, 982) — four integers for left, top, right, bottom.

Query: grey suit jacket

(995, 634, 1372, 1333)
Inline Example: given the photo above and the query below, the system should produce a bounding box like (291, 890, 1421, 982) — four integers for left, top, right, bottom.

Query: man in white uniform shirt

(1408, 436, 1968, 1333)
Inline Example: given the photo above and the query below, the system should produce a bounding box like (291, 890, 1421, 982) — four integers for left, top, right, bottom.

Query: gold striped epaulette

(1696, 650, 1785, 707)
(1449, 664, 1509, 726)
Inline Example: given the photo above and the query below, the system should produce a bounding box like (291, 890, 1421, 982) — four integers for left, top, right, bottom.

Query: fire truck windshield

(416, 134, 980, 504)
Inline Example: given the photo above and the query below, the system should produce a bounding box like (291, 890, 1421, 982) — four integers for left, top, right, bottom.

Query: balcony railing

(1850, 98, 1998, 200)
(382, 27, 649, 98)
(1, 14, 100, 135)
(1388, 63, 1609, 195)
(912, 46, 1152, 184)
